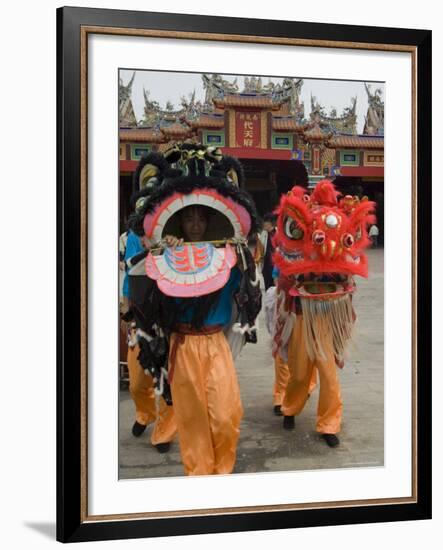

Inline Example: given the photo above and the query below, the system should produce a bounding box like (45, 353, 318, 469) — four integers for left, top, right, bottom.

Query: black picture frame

(57, 6, 432, 543)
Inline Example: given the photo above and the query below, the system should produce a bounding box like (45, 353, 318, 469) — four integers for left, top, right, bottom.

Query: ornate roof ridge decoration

(140, 88, 205, 128)
(363, 82, 384, 136)
(202, 73, 240, 108)
(119, 71, 138, 127)
(309, 94, 357, 134)
(202, 73, 304, 117)
(271, 77, 305, 120)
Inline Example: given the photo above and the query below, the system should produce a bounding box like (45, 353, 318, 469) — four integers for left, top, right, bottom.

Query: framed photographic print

(57, 6, 431, 543)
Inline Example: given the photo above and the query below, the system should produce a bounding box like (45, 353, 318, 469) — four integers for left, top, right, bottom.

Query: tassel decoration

(300, 294, 354, 362)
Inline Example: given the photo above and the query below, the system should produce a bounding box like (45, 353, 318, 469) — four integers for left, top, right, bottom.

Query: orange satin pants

(127, 344, 177, 445)
(273, 355, 317, 406)
(273, 355, 290, 406)
(281, 315, 342, 434)
(169, 330, 243, 476)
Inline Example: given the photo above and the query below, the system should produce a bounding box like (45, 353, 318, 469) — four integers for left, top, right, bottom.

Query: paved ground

(119, 248, 384, 479)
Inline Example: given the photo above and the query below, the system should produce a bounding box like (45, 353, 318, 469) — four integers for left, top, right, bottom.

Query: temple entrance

(241, 159, 308, 218)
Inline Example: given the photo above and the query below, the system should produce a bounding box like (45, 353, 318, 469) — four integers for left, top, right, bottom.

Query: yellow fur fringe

(300, 294, 354, 362)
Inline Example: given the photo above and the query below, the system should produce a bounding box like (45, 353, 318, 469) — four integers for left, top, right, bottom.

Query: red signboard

(312, 146, 321, 173)
(339, 166, 384, 177)
(221, 147, 291, 160)
(235, 112, 261, 148)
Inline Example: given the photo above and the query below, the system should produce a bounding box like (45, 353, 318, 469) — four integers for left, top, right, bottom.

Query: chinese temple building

(119, 73, 384, 240)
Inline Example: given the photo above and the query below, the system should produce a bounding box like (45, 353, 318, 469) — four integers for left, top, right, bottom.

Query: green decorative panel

(203, 131, 225, 147)
(339, 150, 360, 166)
(131, 144, 151, 160)
(272, 133, 293, 149)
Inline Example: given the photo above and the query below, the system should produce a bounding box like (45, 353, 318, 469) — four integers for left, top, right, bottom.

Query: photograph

(55, 5, 431, 542)
(117, 69, 385, 480)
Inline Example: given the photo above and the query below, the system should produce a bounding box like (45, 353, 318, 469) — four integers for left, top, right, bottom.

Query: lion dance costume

(272, 180, 376, 443)
(127, 143, 261, 475)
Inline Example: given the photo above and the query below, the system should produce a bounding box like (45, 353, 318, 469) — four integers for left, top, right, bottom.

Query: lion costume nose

(321, 239, 337, 259)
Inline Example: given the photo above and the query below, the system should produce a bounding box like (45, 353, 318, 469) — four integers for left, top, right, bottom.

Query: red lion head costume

(272, 180, 376, 362)
(273, 180, 376, 298)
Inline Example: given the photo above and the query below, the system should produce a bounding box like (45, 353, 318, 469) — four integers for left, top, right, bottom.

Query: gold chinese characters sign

(235, 112, 261, 148)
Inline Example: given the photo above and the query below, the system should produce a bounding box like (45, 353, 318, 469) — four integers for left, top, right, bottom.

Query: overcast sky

(120, 69, 384, 134)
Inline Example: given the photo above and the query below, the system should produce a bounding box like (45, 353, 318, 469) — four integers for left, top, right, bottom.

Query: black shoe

(321, 433, 340, 448)
(155, 442, 170, 454)
(273, 405, 283, 416)
(283, 415, 295, 430)
(132, 421, 147, 437)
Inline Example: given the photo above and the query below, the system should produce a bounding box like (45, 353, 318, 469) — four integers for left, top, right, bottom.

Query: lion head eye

(284, 217, 304, 240)
(342, 233, 354, 248)
(312, 230, 326, 245)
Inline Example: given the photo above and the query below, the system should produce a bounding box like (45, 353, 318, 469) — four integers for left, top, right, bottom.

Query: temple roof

(271, 105, 292, 117)
(119, 128, 165, 143)
(187, 114, 225, 129)
(325, 135, 384, 149)
(272, 117, 306, 132)
(213, 94, 283, 110)
(160, 122, 194, 139)
(304, 124, 328, 141)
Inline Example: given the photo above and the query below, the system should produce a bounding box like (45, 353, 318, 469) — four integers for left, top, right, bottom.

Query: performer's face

(180, 206, 208, 242)
(263, 221, 275, 233)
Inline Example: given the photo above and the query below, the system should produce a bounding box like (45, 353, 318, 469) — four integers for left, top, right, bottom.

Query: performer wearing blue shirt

(164, 206, 243, 475)
(122, 230, 176, 451)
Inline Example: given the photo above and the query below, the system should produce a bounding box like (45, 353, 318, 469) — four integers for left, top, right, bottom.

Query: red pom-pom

(289, 185, 308, 199)
(311, 179, 340, 206)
